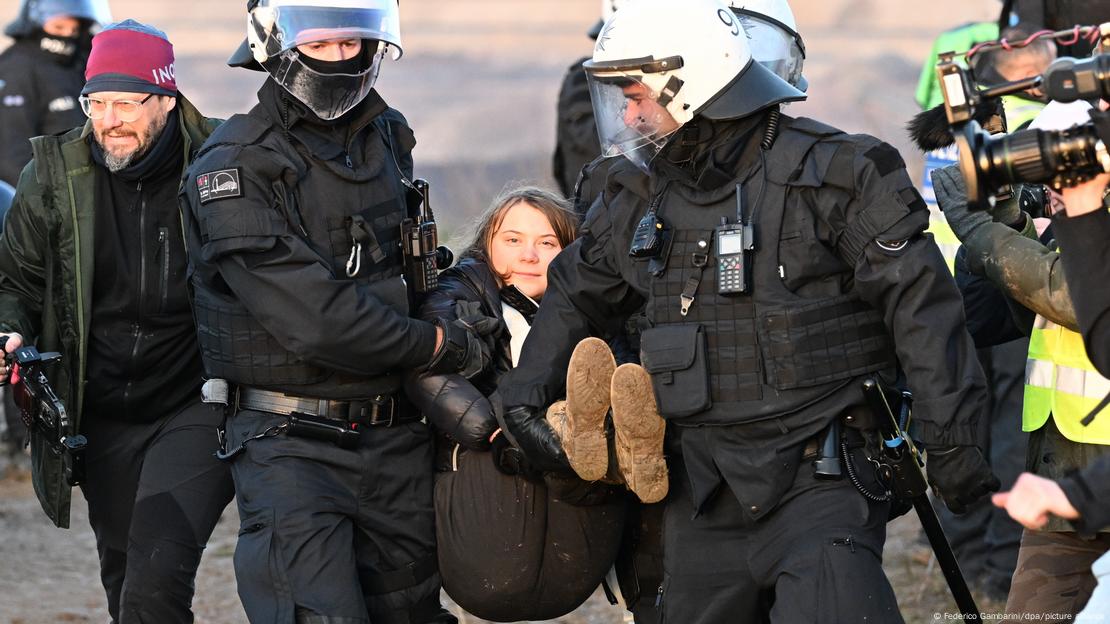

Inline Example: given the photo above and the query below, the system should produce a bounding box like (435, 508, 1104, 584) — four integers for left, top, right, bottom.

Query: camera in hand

(916, 28, 1110, 209)
(401, 178, 454, 294)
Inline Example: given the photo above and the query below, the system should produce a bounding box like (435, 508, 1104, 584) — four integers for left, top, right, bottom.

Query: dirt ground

(0, 0, 1012, 622)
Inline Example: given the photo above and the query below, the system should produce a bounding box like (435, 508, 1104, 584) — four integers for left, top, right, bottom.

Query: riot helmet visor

(251, 0, 402, 60)
(265, 43, 386, 120)
(737, 13, 804, 88)
(586, 69, 683, 172)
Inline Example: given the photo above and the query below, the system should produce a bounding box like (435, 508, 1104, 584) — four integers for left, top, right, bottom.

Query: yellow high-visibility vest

(1024, 314, 1110, 444)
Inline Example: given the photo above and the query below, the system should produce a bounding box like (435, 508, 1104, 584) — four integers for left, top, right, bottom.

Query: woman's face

(488, 202, 563, 300)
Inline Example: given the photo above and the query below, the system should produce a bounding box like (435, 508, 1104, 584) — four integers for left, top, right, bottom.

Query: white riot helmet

(588, 0, 625, 40)
(240, 0, 402, 121)
(585, 0, 805, 171)
(730, 0, 807, 90)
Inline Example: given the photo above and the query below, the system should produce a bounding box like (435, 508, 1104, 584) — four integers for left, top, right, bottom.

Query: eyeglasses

(79, 94, 155, 123)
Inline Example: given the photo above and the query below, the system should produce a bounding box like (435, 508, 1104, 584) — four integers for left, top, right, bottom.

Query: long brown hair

(460, 185, 580, 282)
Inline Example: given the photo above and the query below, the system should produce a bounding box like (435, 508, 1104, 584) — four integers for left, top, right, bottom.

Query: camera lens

(966, 122, 1106, 204)
(989, 130, 1053, 184)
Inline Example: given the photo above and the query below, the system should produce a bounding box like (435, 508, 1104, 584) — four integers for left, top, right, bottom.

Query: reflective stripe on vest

(1023, 314, 1110, 444)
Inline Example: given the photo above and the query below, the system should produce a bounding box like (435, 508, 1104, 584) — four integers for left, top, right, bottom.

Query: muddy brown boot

(557, 337, 616, 481)
(610, 363, 668, 503)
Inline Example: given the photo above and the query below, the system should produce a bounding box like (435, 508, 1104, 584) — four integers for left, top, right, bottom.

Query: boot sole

(564, 337, 616, 482)
(611, 363, 669, 503)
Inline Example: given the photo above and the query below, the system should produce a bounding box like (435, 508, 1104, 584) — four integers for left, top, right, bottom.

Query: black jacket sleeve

(822, 137, 987, 446)
(1058, 454, 1110, 535)
(404, 267, 498, 450)
(1054, 208, 1110, 377)
(500, 192, 646, 408)
(183, 141, 438, 376)
(954, 245, 1026, 347)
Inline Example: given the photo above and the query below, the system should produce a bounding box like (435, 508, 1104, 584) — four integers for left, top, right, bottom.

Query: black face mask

(297, 46, 371, 76)
(35, 31, 80, 65)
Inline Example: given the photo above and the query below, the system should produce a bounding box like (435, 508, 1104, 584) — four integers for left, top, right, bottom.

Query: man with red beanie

(0, 19, 233, 623)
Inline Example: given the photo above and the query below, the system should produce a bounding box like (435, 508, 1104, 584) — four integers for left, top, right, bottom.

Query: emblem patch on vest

(196, 168, 243, 204)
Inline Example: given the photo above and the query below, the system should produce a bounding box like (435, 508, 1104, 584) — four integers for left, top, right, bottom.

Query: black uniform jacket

(181, 81, 437, 395)
(502, 112, 988, 516)
(0, 37, 87, 186)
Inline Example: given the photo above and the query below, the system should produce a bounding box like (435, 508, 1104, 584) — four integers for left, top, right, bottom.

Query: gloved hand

(489, 430, 543, 481)
(453, 301, 503, 361)
(501, 404, 573, 474)
(988, 187, 1026, 229)
(425, 304, 502, 379)
(925, 444, 1001, 514)
(932, 164, 1027, 237)
(931, 164, 993, 243)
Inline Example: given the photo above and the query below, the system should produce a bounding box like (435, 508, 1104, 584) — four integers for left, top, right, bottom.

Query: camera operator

(1051, 169, 1110, 374)
(933, 98, 1110, 618)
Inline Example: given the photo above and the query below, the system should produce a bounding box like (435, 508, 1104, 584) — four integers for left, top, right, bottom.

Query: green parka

(0, 95, 219, 527)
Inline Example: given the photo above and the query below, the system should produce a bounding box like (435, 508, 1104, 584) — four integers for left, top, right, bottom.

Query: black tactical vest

(189, 109, 413, 398)
(637, 117, 896, 426)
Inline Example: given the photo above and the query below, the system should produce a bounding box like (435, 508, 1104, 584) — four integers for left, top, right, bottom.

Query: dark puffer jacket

(405, 256, 517, 466)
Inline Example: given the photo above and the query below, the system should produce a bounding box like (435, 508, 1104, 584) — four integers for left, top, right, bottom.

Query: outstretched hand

(992, 472, 1080, 530)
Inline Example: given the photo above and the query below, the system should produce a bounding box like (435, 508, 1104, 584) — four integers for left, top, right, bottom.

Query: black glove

(425, 304, 502, 379)
(925, 445, 1001, 514)
(489, 432, 543, 482)
(453, 300, 502, 360)
(501, 404, 572, 474)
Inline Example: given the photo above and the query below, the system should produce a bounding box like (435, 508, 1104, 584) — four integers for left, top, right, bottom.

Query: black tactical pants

(661, 455, 904, 624)
(81, 399, 234, 624)
(226, 409, 456, 624)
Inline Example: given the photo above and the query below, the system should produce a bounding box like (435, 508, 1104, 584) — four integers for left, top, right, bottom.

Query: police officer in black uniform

(180, 1, 483, 622)
(0, 0, 109, 186)
(502, 0, 999, 621)
(552, 0, 619, 203)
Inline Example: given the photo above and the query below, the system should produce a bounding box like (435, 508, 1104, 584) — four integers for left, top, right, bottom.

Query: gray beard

(102, 150, 137, 173)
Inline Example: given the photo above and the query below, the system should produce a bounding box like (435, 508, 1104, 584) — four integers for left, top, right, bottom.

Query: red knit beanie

(82, 19, 176, 96)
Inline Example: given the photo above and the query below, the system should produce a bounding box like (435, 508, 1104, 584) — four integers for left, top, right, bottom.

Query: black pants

(227, 409, 455, 624)
(434, 447, 626, 621)
(80, 399, 234, 624)
(662, 454, 903, 624)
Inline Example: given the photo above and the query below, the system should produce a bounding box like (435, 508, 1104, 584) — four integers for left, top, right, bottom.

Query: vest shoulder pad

(787, 117, 845, 138)
(374, 108, 417, 158)
(602, 158, 650, 204)
(194, 113, 274, 158)
(763, 117, 845, 186)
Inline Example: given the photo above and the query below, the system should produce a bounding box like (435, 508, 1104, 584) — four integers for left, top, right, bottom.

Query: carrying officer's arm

(185, 147, 439, 377)
(503, 195, 645, 409)
(828, 139, 987, 447)
(0, 161, 50, 340)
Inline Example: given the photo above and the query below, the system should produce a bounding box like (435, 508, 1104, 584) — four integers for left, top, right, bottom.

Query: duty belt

(236, 387, 417, 427)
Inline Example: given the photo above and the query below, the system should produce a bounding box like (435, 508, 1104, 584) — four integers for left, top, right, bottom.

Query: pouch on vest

(640, 324, 711, 419)
(758, 295, 895, 391)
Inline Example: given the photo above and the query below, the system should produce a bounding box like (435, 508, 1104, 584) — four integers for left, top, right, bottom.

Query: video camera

(0, 337, 85, 486)
(930, 24, 1110, 208)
